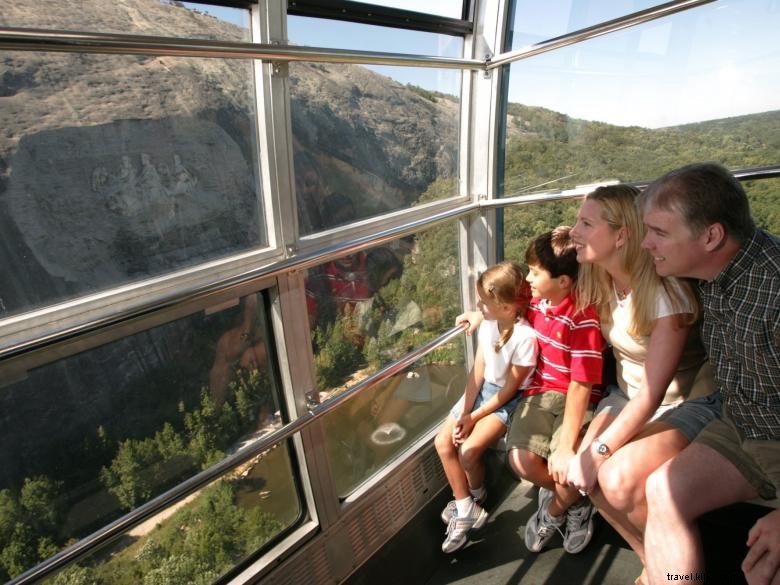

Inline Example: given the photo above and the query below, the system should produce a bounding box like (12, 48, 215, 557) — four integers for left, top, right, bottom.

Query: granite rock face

(0, 0, 458, 317)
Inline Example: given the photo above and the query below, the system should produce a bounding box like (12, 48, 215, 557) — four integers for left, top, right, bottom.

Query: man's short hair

(640, 162, 755, 243)
(525, 226, 579, 279)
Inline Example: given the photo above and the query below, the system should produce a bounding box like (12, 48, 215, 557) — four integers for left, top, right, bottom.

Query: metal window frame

(3, 0, 780, 580)
(287, 0, 473, 36)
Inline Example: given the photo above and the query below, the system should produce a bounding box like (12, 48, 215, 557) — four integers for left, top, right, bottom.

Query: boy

(456, 226, 605, 554)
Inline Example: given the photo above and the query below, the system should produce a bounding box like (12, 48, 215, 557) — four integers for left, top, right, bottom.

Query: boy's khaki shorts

(506, 391, 593, 459)
(695, 412, 780, 501)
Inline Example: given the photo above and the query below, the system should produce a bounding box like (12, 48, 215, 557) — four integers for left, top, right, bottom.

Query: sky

(184, 0, 780, 129)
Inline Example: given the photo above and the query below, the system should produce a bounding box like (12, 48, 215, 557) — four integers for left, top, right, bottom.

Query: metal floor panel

(347, 457, 643, 585)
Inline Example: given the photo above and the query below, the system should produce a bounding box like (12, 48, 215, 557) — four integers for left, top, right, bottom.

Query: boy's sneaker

(524, 487, 564, 553)
(441, 502, 489, 554)
(440, 491, 487, 524)
(563, 498, 595, 554)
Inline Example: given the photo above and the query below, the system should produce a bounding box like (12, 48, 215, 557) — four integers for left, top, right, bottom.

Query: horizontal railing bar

(6, 324, 466, 585)
(0, 27, 483, 69)
(487, 0, 715, 69)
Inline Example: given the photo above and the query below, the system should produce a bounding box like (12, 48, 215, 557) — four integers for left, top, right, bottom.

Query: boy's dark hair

(524, 226, 579, 279)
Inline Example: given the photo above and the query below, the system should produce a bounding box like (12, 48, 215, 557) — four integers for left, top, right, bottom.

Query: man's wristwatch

(593, 437, 612, 458)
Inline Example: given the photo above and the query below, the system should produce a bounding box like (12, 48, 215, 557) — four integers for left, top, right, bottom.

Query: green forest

(0, 370, 287, 584)
(502, 104, 780, 262)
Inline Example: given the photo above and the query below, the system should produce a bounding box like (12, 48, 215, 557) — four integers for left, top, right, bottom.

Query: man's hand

(548, 447, 575, 486)
(743, 508, 780, 585)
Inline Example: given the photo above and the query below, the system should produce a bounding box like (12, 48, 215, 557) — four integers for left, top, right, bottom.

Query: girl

(434, 260, 538, 553)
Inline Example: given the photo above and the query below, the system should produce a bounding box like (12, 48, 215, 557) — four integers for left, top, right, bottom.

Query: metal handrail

(7, 323, 467, 585)
(0, 27, 484, 69)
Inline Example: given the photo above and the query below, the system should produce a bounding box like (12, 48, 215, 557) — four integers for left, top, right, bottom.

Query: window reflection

(325, 364, 465, 496)
(0, 50, 264, 317)
(305, 221, 467, 495)
(0, 293, 298, 581)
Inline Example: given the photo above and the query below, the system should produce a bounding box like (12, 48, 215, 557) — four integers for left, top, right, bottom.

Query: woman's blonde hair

(574, 185, 699, 336)
(476, 260, 531, 351)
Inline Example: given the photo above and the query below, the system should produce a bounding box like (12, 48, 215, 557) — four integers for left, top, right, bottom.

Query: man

(639, 162, 780, 585)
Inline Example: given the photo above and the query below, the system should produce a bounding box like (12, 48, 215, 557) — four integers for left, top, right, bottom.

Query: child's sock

(469, 485, 486, 503)
(455, 496, 473, 518)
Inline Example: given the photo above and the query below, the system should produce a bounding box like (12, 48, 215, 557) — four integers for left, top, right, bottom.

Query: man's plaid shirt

(697, 229, 780, 441)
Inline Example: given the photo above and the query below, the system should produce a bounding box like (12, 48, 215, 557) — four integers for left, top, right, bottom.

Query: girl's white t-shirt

(478, 318, 538, 388)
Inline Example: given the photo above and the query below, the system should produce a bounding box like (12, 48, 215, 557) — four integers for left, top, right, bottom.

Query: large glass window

(288, 17, 462, 233)
(303, 219, 466, 495)
(0, 48, 264, 317)
(500, 1, 780, 202)
(0, 291, 300, 582)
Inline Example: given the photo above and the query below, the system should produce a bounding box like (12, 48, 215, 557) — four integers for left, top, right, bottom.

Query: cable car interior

(0, 0, 778, 584)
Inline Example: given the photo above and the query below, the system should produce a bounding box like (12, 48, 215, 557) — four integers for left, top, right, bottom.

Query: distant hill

(503, 102, 780, 194)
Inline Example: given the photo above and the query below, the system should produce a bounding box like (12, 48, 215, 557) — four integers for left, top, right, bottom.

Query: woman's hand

(567, 442, 602, 494)
(455, 311, 483, 335)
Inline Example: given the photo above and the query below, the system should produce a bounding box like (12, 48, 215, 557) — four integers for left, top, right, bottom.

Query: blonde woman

(566, 185, 721, 584)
